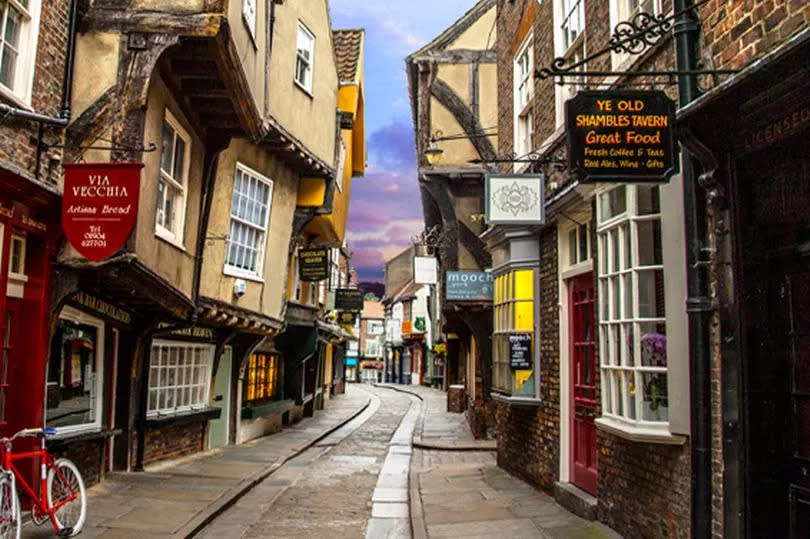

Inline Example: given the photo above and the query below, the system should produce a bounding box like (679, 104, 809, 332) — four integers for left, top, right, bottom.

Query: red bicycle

(0, 428, 86, 538)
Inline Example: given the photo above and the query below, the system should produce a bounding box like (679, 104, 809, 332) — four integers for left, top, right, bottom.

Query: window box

(47, 428, 122, 446)
(490, 392, 543, 408)
(241, 399, 294, 420)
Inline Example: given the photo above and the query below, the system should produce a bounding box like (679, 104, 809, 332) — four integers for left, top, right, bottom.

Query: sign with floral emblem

(485, 174, 546, 225)
(62, 162, 143, 262)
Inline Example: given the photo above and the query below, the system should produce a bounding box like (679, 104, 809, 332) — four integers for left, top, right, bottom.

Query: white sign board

(413, 256, 438, 285)
(485, 174, 546, 225)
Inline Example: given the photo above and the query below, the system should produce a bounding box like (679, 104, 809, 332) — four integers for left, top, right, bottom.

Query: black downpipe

(674, 1, 712, 538)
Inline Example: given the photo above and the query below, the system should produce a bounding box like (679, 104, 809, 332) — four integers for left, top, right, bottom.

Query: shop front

(679, 29, 810, 537)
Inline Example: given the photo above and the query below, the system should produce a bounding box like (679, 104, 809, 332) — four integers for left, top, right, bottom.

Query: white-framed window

(0, 0, 41, 105)
(597, 185, 670, 426)
(365, 338, 382, 358)
(329, 248, 340, 291)
(46, 307, 104, 434)
(336, 138, 346, 192)
(156, 110, 190, 246)
(147, 340, 214, 417)
(567, 221, 592, 267)
(8, 233, 24, 277)
(242, 0, 256, 41)
(367, 320, 384, 336)
(513, 33, 533, 167)
(492, 269, 537, 397)
(609, 0, 663, 68)
(225, 163, 273, 279)
(295, 22, 315, 93)
(554, 0, 586, 127)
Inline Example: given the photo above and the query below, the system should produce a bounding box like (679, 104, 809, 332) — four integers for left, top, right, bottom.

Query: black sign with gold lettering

(299, 248, 329, 282)
(566, 90, 676, 183)
(337, 311, 357, 325)
(335, 289, 364, 312)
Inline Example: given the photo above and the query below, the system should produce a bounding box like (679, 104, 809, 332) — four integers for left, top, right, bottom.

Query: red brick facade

(138, 422, 208, 467)
(0, 0, 69, 186)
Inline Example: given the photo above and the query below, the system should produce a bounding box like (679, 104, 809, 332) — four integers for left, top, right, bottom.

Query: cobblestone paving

(200, 385, 413, 538)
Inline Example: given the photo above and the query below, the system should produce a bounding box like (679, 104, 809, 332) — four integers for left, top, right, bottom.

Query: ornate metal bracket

(411, 225, 445, 251)
(469, 151, 566, 166)
(535, 0, 738, 82)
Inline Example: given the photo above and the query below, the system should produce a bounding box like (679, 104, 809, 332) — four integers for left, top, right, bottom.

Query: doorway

(209, 347, 232, 449)
(569, 273, 597, 495)
(737, 129, 810, 537)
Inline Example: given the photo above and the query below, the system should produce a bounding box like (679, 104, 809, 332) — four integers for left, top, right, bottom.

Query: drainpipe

(673, 1, 711, 537)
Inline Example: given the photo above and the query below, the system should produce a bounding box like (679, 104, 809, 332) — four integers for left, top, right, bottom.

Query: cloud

(383, 183, 400, 192)
(367, 121, 416, 171)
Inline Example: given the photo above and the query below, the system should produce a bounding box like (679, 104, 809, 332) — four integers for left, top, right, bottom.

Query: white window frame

(609, 0, 663, 69)
(155, 109, 191, 248)
(242, 0, 257, 42)
(0, 0, 41, 107)
(49, 306, 105, 436)
(147, 340, 214, 417)
(513, 32, 534, 171)
(553, 0, 586, 128)
(367, 320, 384, 336)
(594, 184, 687, 443)
(364, 339, 381, 358)
(295, 22, 315, 94)
(335, 138, 346, 192)
(224, 162, 274, 280)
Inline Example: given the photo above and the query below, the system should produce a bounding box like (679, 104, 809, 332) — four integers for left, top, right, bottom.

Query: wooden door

(570, 273, 597, 495)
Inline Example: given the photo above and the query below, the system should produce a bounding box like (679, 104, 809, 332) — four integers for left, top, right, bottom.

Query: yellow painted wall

(267, 0, 338, 166)
(446, 6, 497, 50)
(479, 63, 499, 141)
(200, 138, 299, 320)
(227, 0, 268, 116)
(71, 32, 119, 124)
(437, 64, 469, 103)
(430, 97, 479, 164)
(132, 72, 205, 298)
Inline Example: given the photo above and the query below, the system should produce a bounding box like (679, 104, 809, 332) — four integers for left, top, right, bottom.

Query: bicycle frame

(1, 436, 77, 534)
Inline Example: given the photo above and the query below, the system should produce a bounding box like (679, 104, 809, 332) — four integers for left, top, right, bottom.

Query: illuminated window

(244, 353, 279, 403)
(492, 269, 536, 396)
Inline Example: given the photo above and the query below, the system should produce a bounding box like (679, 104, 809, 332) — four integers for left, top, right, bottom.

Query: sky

(330, 0, 480, 282)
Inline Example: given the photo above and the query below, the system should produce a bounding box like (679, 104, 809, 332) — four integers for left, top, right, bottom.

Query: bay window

(156, 110, 190, 246)
(596, 185, 683, 438)
(493, 269, 536, 397)
(225, 163, 273, 279)
(0, 0, 40, 105)
(147, 341, 213, 417)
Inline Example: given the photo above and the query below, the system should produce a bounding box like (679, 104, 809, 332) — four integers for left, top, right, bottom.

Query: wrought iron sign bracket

(34, 137, 158, 154)
(535, 0, 739, 83)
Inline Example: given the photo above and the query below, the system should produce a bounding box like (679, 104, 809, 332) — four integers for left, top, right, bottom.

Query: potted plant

(640, 332, 668, 420)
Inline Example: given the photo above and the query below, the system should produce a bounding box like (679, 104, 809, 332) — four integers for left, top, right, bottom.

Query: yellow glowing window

(244, 353, 279, 403)
(492, 269, 536, 396)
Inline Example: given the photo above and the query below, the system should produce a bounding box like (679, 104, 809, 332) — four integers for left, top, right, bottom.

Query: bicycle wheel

(0, 475, 20, 539)
(46, 459, 86, 537)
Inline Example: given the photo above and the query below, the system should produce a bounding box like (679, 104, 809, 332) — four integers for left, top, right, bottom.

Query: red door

(570, 273, 597, 495)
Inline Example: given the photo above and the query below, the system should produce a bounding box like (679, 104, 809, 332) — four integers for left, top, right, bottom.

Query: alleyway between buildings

(25, 385, 619, 538)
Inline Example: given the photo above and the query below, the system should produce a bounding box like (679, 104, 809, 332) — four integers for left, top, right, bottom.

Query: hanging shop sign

(485, 174, 546, 225)
(414, 317, 426, 332)
(337, 311, 358, 325)
(335, 288, 364, 312)
(299, 248, 329, 282)
(413, 256, 438, 285)
(62, 162, 143, 262)
(509, 333, 532, 370)
(566, 90, 676, 183)
(446, 271, 493, 302)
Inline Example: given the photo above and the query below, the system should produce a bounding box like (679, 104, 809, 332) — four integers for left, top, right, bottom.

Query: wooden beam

(417, 49, 496, 64)
(430, 78, 497, 162)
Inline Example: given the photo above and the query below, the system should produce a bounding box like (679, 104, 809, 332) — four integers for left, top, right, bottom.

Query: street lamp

(425, 136, 444, 166)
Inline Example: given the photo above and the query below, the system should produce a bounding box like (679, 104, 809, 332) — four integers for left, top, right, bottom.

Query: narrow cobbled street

(198, 385, 414, 538)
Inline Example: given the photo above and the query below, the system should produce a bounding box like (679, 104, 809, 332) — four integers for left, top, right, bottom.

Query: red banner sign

(62, 163, 143, 262)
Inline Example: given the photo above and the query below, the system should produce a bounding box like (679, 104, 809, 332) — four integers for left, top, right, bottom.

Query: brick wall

(597, 432, 690, 539)
(50, 438, 105, 487)
(138, 422, 207, 466)
(699, 0, 809, 71)
(0, 0, 68, 186)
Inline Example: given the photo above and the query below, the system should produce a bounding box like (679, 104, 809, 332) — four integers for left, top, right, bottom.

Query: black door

(739, 128, 810, 538)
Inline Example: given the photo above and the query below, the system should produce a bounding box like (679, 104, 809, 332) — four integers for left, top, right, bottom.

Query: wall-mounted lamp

(423, 128, 497, 167)
(425, 135, 444, 166)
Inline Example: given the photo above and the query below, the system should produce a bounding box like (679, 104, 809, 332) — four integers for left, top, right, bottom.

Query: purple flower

(640, 332, 667, 366)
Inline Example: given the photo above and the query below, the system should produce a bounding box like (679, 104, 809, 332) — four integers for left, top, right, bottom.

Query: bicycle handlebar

(0, 427, 57, 443)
